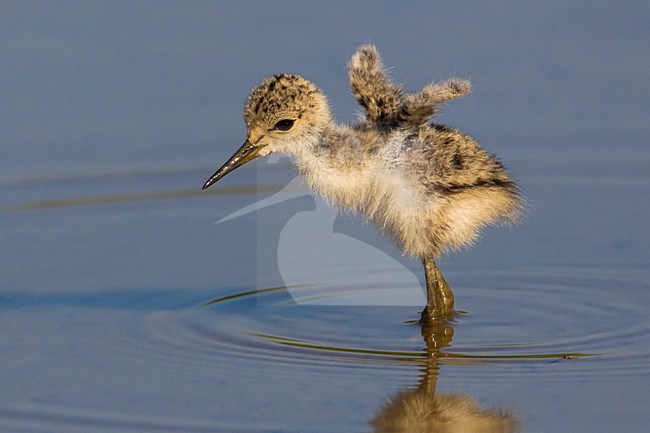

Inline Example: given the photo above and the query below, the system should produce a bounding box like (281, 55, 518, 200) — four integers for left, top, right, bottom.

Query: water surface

(2, 2, 649, 432)
(1, 153, 648, 432)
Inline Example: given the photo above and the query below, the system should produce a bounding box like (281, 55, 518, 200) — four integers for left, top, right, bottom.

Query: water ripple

(136, 266, 650, 381)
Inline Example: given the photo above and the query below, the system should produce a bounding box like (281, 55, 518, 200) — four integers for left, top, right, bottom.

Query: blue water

(2, 2, 649, 432)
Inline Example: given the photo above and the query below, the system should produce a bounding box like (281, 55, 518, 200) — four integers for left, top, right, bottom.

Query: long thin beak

(202, 140, 262, 190)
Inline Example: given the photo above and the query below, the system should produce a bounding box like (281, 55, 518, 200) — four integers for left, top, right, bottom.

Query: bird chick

(203, 46, 521, 320)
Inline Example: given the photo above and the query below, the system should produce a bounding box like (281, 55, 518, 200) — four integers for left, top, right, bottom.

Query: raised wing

(396, 78, 471, 127)
(348, 45, 471, 128)
(347, 44, 403, 124)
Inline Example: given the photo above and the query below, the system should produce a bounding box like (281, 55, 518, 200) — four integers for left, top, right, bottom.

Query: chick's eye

(273, 119, 294, 131)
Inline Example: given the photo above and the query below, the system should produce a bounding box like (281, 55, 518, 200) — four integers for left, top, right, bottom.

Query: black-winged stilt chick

(203, 45, 521, 320)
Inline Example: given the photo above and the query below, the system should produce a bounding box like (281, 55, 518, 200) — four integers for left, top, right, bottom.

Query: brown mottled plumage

(348, 44, 471, 129)
(203, 45, 522, 319)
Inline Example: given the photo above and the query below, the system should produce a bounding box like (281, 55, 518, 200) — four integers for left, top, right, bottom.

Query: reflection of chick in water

(371, 320, 517, 433)
(371, 391, 516, 433)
